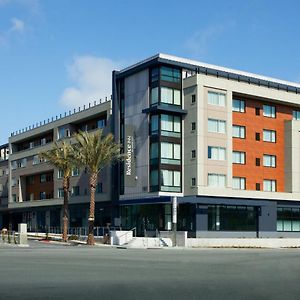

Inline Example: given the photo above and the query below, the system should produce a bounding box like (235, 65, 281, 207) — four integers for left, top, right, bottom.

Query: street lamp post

(172, 196, 177, 247)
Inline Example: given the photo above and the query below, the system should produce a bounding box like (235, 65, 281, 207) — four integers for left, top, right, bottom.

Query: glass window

(263, 105, 276, 118)
(32, 155, 39, 165)
(161, 142, 181, 165)
(161, 87, 181, 106)
(151, 87, 159, 105)
(232, 99, 245, 112)
(150, 170, 158, 188)
(208, 146, 226, 160)
(151, 68, 159, 83)
(263, 154, 276, 167)
(232, 177, 246, 190)
(58, 188, 64, 198)
(71, 186, 80, 196)
(161, 170, 181, 192)
(40, 174, 46, 183)
(263, 130, 276, 142)
(150, 115, 159, 135)
(160, 66, 181, 83)
(263, 179, 276, 192)
(58, 169, 64, 179)
(97, 119, 106, 129)
(232, 125, 245, 138)
(11, 161, 17, 170)
(161, 115, 181, 137)
(277, 207, 300, 232)
(208, 91, 226, 106)
(293, 111, 300, 120)
(150, 143, 158, 159)
(72, 168, 80, 176)
(208, 173, 226, 188)
(232, 151, 245, 164)
(208, 119, 226, 134)
(96, 183, 103, 194)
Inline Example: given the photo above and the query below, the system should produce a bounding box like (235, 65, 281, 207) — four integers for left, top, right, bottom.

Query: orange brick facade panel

(232, 97, 293, 192)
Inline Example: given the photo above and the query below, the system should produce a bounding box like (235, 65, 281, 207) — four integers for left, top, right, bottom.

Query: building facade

(113, 54, 300, 237)
(1, 53, 300, 237)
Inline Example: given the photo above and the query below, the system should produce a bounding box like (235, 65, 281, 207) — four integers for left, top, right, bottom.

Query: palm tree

(74, 129, 121, 245)
(40, 141, 77, 242)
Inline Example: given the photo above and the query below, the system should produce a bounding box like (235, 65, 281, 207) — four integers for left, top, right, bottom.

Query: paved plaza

(0, 241, 300, 299)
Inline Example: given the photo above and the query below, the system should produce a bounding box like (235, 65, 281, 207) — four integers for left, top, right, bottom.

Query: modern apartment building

(1, 53, 300, 238)
(0, 100, 112, 231)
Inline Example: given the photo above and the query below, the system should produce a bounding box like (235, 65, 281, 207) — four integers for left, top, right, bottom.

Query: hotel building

(2, 53, 300, 237)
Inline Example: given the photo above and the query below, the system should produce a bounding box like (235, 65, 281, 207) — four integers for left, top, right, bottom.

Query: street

(0, 241, 300, 299)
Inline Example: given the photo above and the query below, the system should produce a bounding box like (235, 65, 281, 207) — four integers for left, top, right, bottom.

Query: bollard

(18, 223, 28, 246)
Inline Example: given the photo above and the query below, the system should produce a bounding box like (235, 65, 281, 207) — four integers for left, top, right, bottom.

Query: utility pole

(172, 196, 177, 247)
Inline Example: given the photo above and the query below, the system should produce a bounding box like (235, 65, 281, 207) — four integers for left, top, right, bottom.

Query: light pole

(172, 196, 177, 247)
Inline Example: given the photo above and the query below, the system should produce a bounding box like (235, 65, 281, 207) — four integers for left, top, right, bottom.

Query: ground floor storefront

(119, 196, 300, 238)
(0, 202, 113, 232)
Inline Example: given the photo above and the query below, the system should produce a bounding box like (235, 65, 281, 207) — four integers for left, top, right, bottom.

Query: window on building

(97, 182, 103, 194)
(208, 173, 226, 188)
(293, 111, 300, 120)
(40, 192, 46, 200)
(208, 146, 226, 160)
(11, 178, 17, 187)
(263, 179, 276, 192)
(232, 151, 245, 164)
(256, 158, 261, 166)
(58, 126, 71, 139)
(232, 99, 245, 112)
(263, 130, 276, 143)
(150, 169, 159, 191)
(72, 168, 80, 176)
(256, 183, 260, 191)
(161, 115, 181, 137)
(263, 155, 276, 168)
(97, 119, 106, 129)
(191, 122, 196, 131)
(191, 177, 196, 186)
(27, 176, 34, 185)
(150, 115, 159, 135)
(160, 66, 181, 83)
(255, 107, 260, 116)
(191, 150, 196, 159)
(232, 125, 245, 138)
(208, 91, 226, 106)
(151, 87, 159, 105)
(232, 177, 246, 190)
(11, 161, 17, 170)
(12, 194, 17, 202)
(71, 186, 80, 197)
(161, 170, 181, 192)
(151, 68, 159, 83)
(255, 132, 260, 141)
(208, 119, 226, 134)
(161, 87, 181, 106)
(191, 94, 196, 104)
(277, 207, 300, 232)
(150, 143, 159, 164)
(58, 169, 64, 179)
(58, 188, 64, 198)
(161, 142, 181, 165)
(263, 105, 276, 118)
(18, 158, 27, 168)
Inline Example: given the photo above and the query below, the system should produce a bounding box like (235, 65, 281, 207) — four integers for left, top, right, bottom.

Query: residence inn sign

(125, 125, 136, 187)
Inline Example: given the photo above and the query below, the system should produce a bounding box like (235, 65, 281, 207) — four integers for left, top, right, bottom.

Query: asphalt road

(0, 241, 300, 300)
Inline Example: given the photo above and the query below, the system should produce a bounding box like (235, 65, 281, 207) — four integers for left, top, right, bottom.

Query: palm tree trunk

(62, 176, 70, 242)
(87, 172, 97, 245)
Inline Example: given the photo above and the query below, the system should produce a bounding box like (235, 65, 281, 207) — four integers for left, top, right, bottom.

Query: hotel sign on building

(124, 125, 136, 187)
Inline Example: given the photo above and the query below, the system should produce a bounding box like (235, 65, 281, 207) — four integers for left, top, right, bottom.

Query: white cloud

(60, 55, 123, 108)
(185, 25, 224, 58)
(10, 17, 25, 33)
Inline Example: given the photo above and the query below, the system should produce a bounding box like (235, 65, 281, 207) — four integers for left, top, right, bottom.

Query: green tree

(74, 129, 121, 245)
(40, 141, 77, 242)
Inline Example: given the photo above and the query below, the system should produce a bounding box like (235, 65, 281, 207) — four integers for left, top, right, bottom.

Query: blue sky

(0, 0, 299, 144)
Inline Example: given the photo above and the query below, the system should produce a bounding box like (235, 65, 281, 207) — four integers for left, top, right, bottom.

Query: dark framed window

(255, 132, 260, 141)
(160, 66, 181, 83)
(256, 158, 260, 166)
(191, 94, 196, 104)
(255, 107, 260, 116)
(256, 183, 260, 191)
